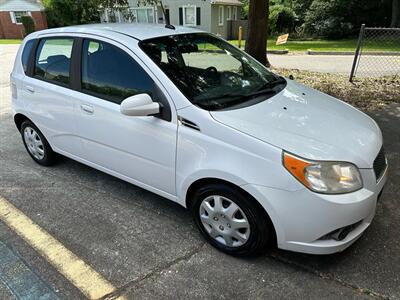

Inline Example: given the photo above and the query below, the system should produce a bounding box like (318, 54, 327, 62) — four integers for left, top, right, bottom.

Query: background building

(0, 0, 47, 39)
(101, 0, 243, 39)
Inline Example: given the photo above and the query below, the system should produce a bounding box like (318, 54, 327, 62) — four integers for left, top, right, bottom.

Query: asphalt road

(268, 53, 400, 76)
(1, 44, 400, 299)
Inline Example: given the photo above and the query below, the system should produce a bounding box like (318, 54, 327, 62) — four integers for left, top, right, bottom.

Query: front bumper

(242, 166, 388, 255)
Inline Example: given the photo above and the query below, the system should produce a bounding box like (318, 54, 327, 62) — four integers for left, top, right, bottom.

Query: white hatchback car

(11, 24, 387, 256)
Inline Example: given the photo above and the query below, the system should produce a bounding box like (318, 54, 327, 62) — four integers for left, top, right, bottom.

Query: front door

(71, 38, 177, 196)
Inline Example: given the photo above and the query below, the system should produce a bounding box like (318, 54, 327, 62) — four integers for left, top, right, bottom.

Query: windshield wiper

(256, 76, 286, 92)
(193, 89, 276, 110)
(247, 87, 277, 98)
(192, 93, 245, 104)
(192, 77, 286, 109)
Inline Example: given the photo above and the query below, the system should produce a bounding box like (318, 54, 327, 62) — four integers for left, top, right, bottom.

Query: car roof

(34, 23, 205, 41)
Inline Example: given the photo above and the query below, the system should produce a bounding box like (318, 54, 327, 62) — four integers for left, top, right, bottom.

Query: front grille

(373, 147, 387, 181)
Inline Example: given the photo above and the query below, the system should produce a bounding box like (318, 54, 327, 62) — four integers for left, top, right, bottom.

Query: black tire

(20, 120, 58, 166)
(191, 183, 273, 256)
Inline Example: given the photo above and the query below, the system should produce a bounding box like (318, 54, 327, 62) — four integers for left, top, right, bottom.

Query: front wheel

(191, 183, 273, 256)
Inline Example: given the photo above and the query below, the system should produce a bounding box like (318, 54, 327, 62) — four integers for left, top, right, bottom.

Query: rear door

(70, 38, 177, 197)
(22, 37, 81, 156)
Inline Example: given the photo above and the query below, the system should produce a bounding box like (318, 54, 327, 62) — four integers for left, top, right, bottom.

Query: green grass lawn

(2, 38, 399, 52)
(230, 39, 400, 52)
(0, 39, 22, 44)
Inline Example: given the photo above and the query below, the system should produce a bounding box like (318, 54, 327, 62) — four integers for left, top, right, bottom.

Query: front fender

(177, 169, 248, 207)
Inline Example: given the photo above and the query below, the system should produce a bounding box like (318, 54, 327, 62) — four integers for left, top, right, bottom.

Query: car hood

(210, 80, 382, 168)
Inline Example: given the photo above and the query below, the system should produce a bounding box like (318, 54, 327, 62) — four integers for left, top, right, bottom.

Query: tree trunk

(245, 0, 270, 66)
(391, 0, 399, 27)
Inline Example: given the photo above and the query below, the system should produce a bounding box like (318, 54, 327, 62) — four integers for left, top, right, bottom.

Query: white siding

(128, 0, 212, 32)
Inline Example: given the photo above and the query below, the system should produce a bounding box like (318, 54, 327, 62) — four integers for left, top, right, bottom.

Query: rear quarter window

(21, 39, 35, 74)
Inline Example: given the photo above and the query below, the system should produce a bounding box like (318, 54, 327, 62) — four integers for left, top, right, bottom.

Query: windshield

(140, 33, 286, 111)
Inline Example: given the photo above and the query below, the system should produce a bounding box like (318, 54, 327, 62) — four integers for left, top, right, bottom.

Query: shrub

(21, 15, 35, 36)
(43, 0, 101, 28)
(269, 4, 297, 35)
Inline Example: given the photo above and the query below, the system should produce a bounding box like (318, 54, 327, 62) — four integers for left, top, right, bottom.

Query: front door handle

(26, 86, 35, 93)
(80, 104, 94, 114)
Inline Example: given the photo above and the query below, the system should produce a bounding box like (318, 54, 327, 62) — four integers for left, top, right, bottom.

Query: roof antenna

(160, 1, 175, 30)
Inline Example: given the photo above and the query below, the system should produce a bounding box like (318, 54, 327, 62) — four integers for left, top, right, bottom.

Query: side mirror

(120, 93, 160, 117)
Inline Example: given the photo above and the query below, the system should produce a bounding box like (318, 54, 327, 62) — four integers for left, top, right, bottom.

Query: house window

(103, 9, 128, 23)
(10, 11, 31, 24)
(179, 6, 200, 26)
(218, 6, 224, 26)
(130, 7, 155, 23)
(233, 6, 238, 20)
(183, 6, 196, 26)
(227, 6, 232, 20)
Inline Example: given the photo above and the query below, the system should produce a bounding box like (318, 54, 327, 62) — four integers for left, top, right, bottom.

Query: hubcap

(199, 195, 250, 247)
(23, 127, 44, 160)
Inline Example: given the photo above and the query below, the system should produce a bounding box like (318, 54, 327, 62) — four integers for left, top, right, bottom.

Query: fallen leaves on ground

(273, 68, 400, 111)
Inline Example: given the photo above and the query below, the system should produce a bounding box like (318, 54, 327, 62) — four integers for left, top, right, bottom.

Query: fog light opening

(318, 221, 362, 241)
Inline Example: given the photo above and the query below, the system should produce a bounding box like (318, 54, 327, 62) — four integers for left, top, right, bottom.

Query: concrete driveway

(1, 44, 400, 299)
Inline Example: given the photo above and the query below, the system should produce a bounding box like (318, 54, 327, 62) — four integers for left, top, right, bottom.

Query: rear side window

(81, 39, 155, 104)
(21, 39, 35, 74)
(34, 38, 74, 86)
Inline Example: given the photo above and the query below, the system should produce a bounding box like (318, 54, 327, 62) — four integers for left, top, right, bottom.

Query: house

(101, 0, 243, 39)
(0, 0, 47, 39)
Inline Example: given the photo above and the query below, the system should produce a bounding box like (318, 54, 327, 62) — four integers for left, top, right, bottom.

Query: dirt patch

(274, 68, 400, 111)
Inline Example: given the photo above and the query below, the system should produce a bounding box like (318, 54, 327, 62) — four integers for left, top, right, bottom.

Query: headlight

(283, 152, 362, 194)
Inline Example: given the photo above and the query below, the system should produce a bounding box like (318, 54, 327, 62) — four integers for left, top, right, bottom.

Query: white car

(11, 24, 387, 256)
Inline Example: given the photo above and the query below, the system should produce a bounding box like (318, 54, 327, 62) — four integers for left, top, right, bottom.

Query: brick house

(0, 0, 47, 39)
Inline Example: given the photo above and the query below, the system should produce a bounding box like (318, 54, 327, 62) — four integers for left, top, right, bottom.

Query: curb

(307, 50, 400, 56)
(267, 50, 289, 55)
(205, 49, 289, 55)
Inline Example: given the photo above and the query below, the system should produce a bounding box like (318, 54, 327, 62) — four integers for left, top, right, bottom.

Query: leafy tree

(303, 0, 392, 38)
(21, 15, 35, 36)
(303, 0, 352, 38)
(43, 0, 130, 28)
(245, 0, 270, 66)
(241, 0, 249, 19)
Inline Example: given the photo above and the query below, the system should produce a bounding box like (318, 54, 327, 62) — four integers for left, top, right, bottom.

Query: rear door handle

(26, 86, 35, 93)
(80, 104, 94, 114)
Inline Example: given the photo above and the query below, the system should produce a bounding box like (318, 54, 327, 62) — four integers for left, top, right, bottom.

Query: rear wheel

(191, 183, 272, 256)
(21, 120, 57, 166)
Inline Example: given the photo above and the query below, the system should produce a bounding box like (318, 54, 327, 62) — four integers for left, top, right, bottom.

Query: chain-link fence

(349, 25, 400, 82)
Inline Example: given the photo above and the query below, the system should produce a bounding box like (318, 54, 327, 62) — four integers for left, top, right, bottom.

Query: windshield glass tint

(140, 33, 285, 110)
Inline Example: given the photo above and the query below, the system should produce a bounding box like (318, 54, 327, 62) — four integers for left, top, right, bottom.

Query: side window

(34, 38, 74, 86)
(21, 39, 35, 74)
(81, 39, 155, 104)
